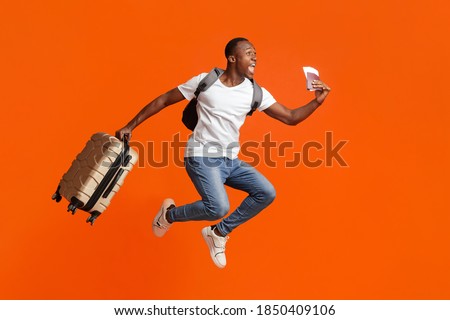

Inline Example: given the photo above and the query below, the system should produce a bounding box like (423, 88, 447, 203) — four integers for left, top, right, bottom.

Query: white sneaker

(202, 226, 229, 268)
(152, 198, 175, 237)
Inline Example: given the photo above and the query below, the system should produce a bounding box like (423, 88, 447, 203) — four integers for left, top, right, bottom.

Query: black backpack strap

(194, 68, 224, 97)
(247, 79, 262, 116)
(182, 68, 224, 131)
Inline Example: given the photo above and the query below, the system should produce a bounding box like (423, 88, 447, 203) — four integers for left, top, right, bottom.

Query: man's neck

(220, 68, 245, 87)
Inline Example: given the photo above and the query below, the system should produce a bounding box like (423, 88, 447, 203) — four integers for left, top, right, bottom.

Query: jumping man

(116, 37, 331, 268)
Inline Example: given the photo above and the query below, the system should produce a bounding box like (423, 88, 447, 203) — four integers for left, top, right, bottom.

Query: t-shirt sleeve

(177, 73, 207, 101)
(258, 87, 277, 112)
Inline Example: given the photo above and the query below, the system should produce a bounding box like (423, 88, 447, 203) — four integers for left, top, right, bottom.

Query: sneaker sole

(202, 228, 226, 269)
(152, 198, 174, 237)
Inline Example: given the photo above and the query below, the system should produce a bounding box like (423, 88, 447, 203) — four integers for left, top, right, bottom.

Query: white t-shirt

(178, 72, 277, 159)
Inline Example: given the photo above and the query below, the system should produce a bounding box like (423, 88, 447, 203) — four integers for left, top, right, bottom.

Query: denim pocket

(185, 156, 201, 169)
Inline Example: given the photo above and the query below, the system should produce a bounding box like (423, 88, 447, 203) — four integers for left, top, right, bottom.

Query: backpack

(181, 68, 263, 131)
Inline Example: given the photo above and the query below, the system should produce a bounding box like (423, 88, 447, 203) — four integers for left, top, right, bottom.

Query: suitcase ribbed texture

(52, 132, 138, 225)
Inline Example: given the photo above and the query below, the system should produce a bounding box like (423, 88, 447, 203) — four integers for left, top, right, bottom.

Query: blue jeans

(168, 157, 276, 236)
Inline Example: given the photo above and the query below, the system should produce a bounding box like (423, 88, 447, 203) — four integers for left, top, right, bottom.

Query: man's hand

(115, 125, 133, 141)
(312, 80, 331, 105)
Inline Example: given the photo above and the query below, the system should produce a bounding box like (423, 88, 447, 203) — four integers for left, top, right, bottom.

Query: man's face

(232, 41, 257, 79)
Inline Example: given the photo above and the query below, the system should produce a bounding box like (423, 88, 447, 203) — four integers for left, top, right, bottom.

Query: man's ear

(228, 55, 236, 63)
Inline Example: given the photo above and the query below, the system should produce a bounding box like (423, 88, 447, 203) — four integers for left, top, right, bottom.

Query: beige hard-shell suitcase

(52, 132, 138, 225)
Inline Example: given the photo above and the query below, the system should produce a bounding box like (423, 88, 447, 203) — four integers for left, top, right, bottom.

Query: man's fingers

(115, 130, 125, 141)
(123, 133, 131, 141)
(312, 81, 331, 91)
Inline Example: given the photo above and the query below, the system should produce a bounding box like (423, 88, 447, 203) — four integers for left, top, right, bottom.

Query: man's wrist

(126, 121, 136, 131)
(313, 98, 322, 108)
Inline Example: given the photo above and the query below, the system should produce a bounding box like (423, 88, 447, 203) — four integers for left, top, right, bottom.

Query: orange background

(1, 0, 449, 299)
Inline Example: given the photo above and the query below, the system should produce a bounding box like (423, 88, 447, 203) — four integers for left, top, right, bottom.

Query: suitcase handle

(121, 134, 130, 166)
(99, 137, 131, 198)
(102, 154, 132, 199)
(123, 133, 130, 142)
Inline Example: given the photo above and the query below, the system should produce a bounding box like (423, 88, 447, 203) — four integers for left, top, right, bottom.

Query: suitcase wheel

(86, 216, 95, 225)
(51, 186, 62, 203)
(86, 211, 101, 226)
(67, 204, 77, 215)
(51, 192, 62, 203)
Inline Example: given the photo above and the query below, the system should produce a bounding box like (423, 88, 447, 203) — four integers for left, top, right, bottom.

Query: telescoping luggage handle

(101, 135, 132, 199)
(82, 135, 132, 211)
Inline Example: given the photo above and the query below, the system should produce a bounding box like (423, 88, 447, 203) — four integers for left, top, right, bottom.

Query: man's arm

(115, 87, 185, 140)
(264, 80, 331, 126)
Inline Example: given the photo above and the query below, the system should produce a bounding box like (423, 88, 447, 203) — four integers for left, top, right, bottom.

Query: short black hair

(224, 37, 249, 58)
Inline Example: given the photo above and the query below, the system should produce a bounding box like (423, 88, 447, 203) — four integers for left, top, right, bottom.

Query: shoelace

(216, 236, 230, 251)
